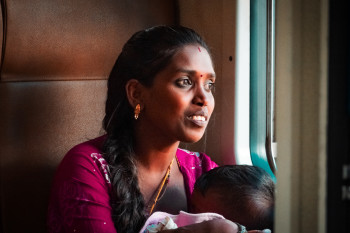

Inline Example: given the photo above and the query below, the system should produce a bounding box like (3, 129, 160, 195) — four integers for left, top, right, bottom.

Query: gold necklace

(148, 158, 174, 215)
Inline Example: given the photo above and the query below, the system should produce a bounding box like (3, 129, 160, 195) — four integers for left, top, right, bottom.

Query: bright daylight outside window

(234, 0, 276, 180)
(250, 0, 276, 179)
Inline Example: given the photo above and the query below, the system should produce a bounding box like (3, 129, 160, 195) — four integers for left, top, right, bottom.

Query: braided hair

(102, 25, 211, 233)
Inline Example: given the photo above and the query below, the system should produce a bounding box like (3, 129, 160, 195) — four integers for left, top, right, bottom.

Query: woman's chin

(180, 133, 206, 143)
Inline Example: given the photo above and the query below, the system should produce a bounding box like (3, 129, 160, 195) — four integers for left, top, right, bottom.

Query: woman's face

(141, 44, 215, 143)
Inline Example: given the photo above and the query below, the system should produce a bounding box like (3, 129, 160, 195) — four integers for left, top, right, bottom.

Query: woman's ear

(125, 79, 144, 108)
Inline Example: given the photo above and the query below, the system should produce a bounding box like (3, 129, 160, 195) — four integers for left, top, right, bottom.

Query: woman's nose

(192, 86, 209, 107)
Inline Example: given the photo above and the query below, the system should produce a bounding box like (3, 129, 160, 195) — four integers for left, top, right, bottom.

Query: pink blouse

(47, 136, 218, 233)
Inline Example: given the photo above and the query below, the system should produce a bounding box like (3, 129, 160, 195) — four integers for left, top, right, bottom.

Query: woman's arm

(159, 219, 239, 233)
(159, 219, 267, 233)
(48, 148, 117, 233)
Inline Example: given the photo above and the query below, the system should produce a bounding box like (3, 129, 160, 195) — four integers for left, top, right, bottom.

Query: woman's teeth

(191, 115, 206, 121)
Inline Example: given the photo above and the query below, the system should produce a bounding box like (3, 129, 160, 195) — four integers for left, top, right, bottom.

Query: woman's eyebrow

(176, 68, 216, 78)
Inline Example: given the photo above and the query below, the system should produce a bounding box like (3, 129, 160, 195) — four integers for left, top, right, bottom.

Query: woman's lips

(186, 111, 208, 127)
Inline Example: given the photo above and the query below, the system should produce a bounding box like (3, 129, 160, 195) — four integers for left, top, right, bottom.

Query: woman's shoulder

(54, 135, 111, 185)
(60, 135, 107, 166)
(67, 135, 106, 156)
(175, 148, 218, 198)
(48, 135, 114, 233)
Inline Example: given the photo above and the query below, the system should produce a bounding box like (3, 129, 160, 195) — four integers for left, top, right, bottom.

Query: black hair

(102, 25, 211, 233)
(194, 165, 275, 231)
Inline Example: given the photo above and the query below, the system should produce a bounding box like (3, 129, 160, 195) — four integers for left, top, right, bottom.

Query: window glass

(250, 0, 276, 180)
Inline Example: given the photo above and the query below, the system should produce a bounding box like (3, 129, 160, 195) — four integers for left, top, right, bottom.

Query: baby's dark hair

(194, 165, 275, 231)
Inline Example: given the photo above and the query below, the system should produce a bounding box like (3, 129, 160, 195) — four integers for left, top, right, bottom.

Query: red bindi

(198, 47, 201, 52)
(200, 74, 203, 77)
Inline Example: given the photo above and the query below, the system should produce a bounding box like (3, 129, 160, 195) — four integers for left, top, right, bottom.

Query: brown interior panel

(0, 0, 175, 82)
(0, 80, 107, 232)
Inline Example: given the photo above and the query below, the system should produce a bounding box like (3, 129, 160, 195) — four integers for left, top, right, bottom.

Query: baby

(191, 165, 275, 231)
(141, 165, 275, 233)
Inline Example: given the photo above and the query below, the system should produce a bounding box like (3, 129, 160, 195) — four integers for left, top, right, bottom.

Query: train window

(234, 0, 251, 166)
(235, 0, 276, 180)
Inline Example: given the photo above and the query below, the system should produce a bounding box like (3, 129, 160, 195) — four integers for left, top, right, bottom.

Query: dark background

(327, 0, 350, 232)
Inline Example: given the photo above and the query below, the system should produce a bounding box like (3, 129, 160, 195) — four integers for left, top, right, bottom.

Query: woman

(48, 25, 259, 233)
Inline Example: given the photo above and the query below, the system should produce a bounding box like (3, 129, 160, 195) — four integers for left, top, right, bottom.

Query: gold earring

(134, 104, 141, 120)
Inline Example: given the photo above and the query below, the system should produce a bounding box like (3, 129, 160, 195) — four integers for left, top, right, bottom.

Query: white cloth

(140, 211, 225, 233)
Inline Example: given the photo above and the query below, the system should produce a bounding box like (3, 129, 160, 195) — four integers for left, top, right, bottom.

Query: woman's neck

(133, 121, 180, 172)
(134, 140, 179, 173)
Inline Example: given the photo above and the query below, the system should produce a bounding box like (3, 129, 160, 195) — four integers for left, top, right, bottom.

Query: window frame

(234, 0, 276, 179)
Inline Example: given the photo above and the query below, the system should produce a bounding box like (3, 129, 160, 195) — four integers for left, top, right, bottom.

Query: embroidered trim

(90, 153, 111, 184)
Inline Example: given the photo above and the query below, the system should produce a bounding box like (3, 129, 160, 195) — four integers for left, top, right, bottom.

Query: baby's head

(191, 165, 274, 231)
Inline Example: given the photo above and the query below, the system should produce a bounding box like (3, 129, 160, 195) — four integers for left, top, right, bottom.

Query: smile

(186, 113, 208, 127)
(188, 115, 207, 122)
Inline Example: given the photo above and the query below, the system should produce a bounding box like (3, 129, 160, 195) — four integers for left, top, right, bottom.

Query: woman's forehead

(168, 45, 215, 74)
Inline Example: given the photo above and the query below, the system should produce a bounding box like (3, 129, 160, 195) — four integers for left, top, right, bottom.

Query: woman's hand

(159, 219, 240, 233)
(158, 219, 270, 233)
(248, 230, 271, 233)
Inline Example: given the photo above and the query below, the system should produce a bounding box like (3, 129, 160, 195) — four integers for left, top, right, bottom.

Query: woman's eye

(175, 78, 192, 88)
(204, 81, 215, 92)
